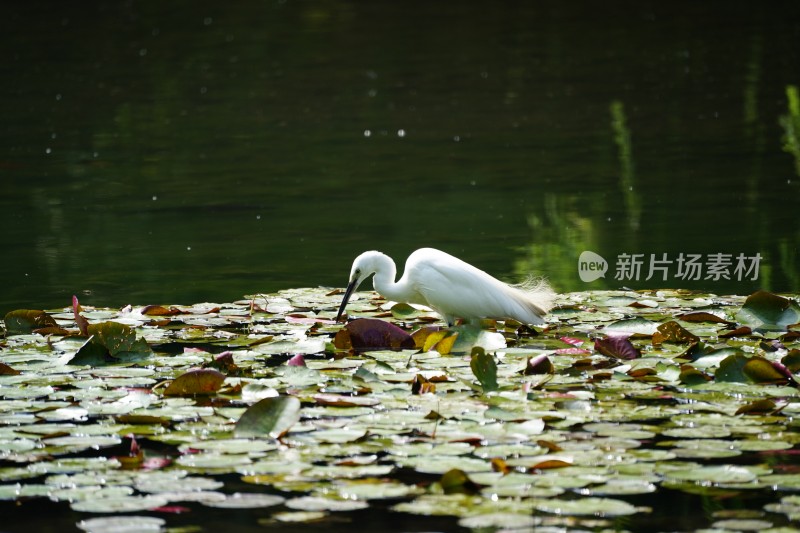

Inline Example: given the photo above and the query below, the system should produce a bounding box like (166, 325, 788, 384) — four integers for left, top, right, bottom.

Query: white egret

(336, 248, 555, 326)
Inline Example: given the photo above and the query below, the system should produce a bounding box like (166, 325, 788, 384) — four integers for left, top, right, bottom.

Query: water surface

(2, 1, 799, 312)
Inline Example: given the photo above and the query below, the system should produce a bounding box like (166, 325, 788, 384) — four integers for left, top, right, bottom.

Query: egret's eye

(355, 268, 361, 276)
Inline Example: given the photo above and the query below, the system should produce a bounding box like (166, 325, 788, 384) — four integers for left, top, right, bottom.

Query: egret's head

(336, 251, 383, 322)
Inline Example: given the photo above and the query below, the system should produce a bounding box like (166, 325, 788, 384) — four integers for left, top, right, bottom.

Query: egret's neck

(371, 255, 406, 302)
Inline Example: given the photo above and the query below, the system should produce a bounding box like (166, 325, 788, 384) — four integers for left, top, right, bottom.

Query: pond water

(2, 2, 799, 314)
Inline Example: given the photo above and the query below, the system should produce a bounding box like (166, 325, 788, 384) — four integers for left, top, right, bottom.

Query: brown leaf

(677, 311, 734, 326)
(536, 440, 564, 452)
(652, 321, 699, 346)
(0, 362, 20, 376)
(530, 459, 572, 470)
(735, 399, 777, 415)
(719, 326, 753, 338)
(491, 457, 511, 474)
(411, 374, 436, 395)
(73, 295, 89, 336)
(163, 369, 225, 396)
(141, 305, 182, 316)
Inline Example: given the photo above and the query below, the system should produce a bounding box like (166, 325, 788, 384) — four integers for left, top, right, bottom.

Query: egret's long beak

(336, 278, 359, 322)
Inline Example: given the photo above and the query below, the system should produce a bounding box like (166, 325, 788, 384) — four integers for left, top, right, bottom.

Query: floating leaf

(783, 349, 800, 373)
(284, 495, 368, 512)
(3, 309, 58, 334)
(77, 516, 166, 533)
(604, 317, 660, 337)
(141, 305, 182, 316)
(440, 469, 480, 495)
(70, 321, 153, 365)
(716, 354, 790, 385)
(73, 296, 89, 335)
(736, 290, 800, 332)
(523, 354, 554, 375)
(336, 318, 415, 351)
(411, 374, 436, 394)
(594, 336, 641, 360)
(652, 321, 699, 345)
(204, 492, 285, 509)
(234, 396, 301, 439)
(390, 303, 421, 319)
(163, 369, 226, 397)
(71, 495, 170, 513)
(470, 347, 498, 392)
(0, 362, 20, 376)
(677, 311, 733, 325)
(735, 399, 777, 415)
(534, 496, 637, 517)
(679, 365, 712, 385)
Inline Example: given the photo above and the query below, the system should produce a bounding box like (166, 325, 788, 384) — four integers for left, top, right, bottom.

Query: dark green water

(2, 1, 799, 313)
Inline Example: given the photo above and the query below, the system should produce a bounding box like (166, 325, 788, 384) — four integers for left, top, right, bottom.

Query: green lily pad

(77, 516, 166, 533)
(3, 310, 58, 335)
(736, 290, 800, 332)
(69, 322, 152, 365)
(534, 496, 638, 516)
(284, 495, 369, 512)
(470, 347, 498, 392)
(203, 492, 285, 509)
(70, 495, 170, 513)
(234, 396, 301, 439)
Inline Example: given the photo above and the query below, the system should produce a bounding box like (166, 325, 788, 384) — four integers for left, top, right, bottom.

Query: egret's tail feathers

(513, 277, 556, 322)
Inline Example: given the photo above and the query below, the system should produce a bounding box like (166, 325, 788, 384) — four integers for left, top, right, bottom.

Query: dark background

(2, 1, 799, 313)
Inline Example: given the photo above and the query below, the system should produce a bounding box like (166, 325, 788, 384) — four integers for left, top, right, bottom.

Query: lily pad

(162, 369, 226, 397)
(3, 310, 58, 334)
(736, 290, 800, 332)
(234, 396, 301, 439)
(69, 322, 152, 365)
(533, 496, 638, 517)
(77, 516, 166, 533)
(470, 347, 498, 392)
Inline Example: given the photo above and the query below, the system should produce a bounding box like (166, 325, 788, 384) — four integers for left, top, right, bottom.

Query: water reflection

(1, 2, 800, 313)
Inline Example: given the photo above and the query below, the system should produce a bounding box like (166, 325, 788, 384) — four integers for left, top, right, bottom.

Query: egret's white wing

(403, 248, 551, 324)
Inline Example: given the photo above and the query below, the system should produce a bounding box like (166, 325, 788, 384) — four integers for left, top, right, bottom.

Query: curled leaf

(73, 296, 89, 335)
(523, 354, 554, 375)
(594, 336, 641, 360)
(470, 347, 498, 392)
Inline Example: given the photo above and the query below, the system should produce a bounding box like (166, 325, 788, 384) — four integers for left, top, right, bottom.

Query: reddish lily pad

(594, 336, 641, 360)
(335, 318, 415, 351)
